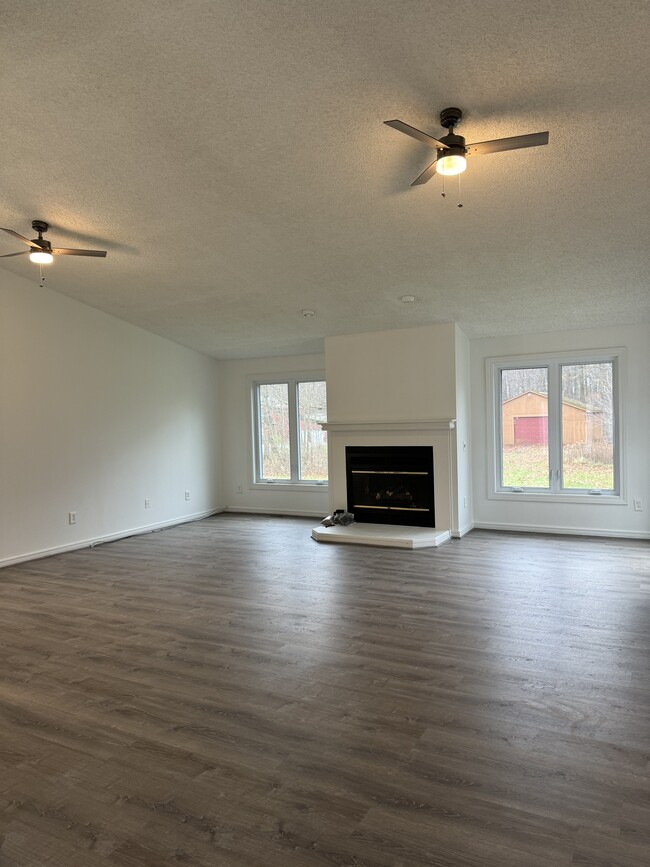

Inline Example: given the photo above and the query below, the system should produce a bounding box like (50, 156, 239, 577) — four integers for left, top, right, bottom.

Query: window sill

(488, 491, 626, 505)
(252, 482, 328, 493)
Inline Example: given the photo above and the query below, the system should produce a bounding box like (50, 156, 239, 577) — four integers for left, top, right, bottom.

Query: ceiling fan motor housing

(438, 130, 467, 160)
(31, 220, 50, 247)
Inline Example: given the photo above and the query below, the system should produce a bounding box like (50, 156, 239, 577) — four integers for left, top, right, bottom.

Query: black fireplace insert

(345, 445, 435, 527)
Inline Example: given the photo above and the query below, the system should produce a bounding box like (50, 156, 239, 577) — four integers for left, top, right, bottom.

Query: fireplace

(346, 445, 435, 528)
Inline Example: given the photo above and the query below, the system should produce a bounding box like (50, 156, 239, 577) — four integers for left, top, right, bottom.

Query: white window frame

(486, 349, 626, 504)
(250, 373, 328, 490)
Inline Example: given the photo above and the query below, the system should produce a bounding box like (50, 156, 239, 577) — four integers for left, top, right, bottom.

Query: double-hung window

(252, 376, 328, 486)
(488, 350, 624, 500)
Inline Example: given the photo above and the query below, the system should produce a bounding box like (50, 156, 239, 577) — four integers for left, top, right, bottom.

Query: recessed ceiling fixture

(301, 309, 315, 317)
(0, 220, 107, 264)
(384, 107, 549, 187)
(400, 295, 416, 303)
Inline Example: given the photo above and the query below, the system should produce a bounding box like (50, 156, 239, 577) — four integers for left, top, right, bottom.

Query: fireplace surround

(312, 419, 457, 548)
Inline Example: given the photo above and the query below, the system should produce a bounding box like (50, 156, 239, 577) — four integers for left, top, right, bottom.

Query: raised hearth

(311, 523, 450, 549)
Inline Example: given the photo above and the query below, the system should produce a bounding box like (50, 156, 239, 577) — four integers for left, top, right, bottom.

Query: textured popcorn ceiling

(1, 0, 648, 359)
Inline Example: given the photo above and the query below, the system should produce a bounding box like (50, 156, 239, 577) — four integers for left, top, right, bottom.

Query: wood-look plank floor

(0, 515, 648, 866)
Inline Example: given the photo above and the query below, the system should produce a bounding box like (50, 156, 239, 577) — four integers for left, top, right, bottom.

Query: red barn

(502, 391, 604, 446)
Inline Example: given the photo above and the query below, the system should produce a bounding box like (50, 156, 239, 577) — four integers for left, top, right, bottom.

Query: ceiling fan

(0, 220, 107, 264)
(385, 107, 549, 186)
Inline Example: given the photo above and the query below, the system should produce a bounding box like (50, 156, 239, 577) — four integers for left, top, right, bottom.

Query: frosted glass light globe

(437, 153, 467, 176)
(30, 249, 54, 264)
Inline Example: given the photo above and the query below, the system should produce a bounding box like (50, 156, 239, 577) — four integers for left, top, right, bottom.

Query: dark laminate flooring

(0, 515, 648, 866)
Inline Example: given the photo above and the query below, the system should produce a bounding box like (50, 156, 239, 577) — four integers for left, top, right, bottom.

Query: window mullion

(495, 367, 505, 489)
(548, 363, 562, 494)
(287, 380, 300, 483)
(253, 384, 263, 482)
(612, 361, 620, 495)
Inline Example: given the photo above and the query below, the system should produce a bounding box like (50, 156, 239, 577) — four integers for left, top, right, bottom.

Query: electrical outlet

(144, 498, 150, 509)
(185, 490, 191, 501)
(237, 485, 243, 494)
(633, 499, 643, 511)
(68, 511, 77, 525)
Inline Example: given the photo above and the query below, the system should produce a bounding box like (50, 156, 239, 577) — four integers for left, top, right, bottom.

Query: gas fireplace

(345, 445, 435, 528)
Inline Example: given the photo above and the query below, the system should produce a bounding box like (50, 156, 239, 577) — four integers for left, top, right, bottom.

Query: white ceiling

(1, 0, 648, 359)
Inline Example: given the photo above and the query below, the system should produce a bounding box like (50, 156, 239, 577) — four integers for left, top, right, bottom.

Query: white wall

(325, 324, 457, 422)
(220, 354, 329, 517)
(6, 268, 642, 566)
(0, 271, 223, 566)
(470, 323, 650, 538)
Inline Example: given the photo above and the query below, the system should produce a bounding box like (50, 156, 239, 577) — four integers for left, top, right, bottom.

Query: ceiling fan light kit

(436, 151, 467, 176)
(28, 220, 54, 264)
(385, 106, 549, 191)
(29, 249, 54, 264)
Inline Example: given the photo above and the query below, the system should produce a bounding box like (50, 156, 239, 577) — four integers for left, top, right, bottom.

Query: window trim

(486, 348, 626, 504)
(250, 372, 328, 490)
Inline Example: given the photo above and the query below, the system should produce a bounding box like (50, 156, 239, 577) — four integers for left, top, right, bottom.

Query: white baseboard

(473, 521, 650, 540)
(224, 506, 325, 519)
(0, 508, 226, 569)
(451, 522, 475, 539)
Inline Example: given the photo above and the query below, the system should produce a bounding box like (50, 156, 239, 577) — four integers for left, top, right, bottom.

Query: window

(253, 377, 328, 486)
(488, 351, 623, 500)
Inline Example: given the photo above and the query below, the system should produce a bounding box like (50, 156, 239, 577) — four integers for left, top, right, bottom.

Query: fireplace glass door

(346, 446, 435, 527)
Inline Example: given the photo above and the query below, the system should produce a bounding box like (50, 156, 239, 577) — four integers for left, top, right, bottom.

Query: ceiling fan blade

(0, 227, 42, 249)
(52, 248, 107, 257)
(384, 120, 449, 150)
(466, 131, 549, 156)
(0, 250, 29, 258)
(411, 158, 438, 186)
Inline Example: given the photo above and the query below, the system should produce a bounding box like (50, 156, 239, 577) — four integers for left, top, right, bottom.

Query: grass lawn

(502, 444, 614, 490)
